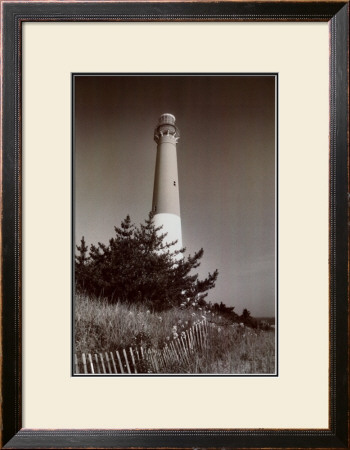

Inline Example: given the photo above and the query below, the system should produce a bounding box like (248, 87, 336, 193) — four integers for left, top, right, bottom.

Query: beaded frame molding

(1, 1, 349, 449)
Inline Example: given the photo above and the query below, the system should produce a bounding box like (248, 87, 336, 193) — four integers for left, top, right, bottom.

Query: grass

(74, 293, 275, 374)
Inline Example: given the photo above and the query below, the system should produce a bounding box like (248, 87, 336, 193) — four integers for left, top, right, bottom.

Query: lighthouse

(152, 113, 183, 257)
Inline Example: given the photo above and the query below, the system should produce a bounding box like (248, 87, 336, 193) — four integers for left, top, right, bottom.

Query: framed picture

(1, 1, 348, 449)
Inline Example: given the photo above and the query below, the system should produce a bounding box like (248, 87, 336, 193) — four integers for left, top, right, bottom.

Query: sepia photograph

(73, 74, 277, 375)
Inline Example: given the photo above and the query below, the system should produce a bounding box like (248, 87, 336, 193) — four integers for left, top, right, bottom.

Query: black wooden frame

(1, 1, 349, 448)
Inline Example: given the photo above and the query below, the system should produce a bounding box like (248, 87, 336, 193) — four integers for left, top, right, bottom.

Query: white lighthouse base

(153, 213, 183, 259)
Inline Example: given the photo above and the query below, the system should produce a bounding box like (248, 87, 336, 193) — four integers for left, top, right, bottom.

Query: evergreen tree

(240, 308, 257, 328)
(75, 212, 218, 310)
(242, 308, 251, 320)
(75, 236, 90, 292)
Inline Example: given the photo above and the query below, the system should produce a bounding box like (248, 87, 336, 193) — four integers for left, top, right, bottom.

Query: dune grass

(74, 293, 275, 374)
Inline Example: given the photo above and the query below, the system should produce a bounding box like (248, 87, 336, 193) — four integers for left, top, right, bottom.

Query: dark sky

(74, 75, 276, 317)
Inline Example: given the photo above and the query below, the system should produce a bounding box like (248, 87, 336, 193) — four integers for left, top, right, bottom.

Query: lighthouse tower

(152, 113, 183, 257)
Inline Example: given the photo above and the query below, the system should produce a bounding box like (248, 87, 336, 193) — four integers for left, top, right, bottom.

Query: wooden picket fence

(75, 320, 212, 374)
